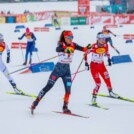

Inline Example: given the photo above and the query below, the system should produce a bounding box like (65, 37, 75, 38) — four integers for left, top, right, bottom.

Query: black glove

(6, 52, 10, 63)
(86, 44, 92, 49)
(108, 58, 112, 66)
(114, 34, 116, 37)
(85, 62, 89, 70)
(18, 37, 21, 40)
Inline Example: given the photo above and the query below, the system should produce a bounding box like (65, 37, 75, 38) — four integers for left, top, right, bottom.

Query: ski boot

(9, 81, 24, 94)
(31, 97, 41, 115)
(23, 60, 27, 65)
(109, 90, 119, 98)
(91, 94, 97, 105)
(63, 102, 71, 113)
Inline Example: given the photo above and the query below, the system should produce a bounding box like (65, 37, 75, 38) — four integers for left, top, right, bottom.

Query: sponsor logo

(0, 46, 4, 52)
(96, 48, 106, 54)
(51, 75, 57, 81)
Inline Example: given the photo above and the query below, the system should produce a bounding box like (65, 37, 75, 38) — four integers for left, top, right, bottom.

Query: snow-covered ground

(0, 2, 134, 134)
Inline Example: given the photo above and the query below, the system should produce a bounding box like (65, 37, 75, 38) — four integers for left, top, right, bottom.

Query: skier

(18, 27, 36, 65)
(30, 30, 91, 114)
(84, 32, 119, 105)
(52, 12, 60, 28)
(102, 26, 120, 54)
(0, 34, 22, 94)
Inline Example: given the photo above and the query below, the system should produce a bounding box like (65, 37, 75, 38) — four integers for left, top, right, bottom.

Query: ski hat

(97, 32, 105, 39)
(0, 33, 4, 42)
(64, 31, 73, 39)
(26, 27, 30, 33)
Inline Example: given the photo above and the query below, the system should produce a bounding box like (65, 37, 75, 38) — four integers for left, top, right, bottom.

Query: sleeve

(32, 33, 36, 41)
(75, 43, 86, 52)
(5, 43, 10, 56)
(56, 43, 65, 52)
(19, 33, 25, 40)
(109, 30, 115, 36)
(84, 53, 88, 62)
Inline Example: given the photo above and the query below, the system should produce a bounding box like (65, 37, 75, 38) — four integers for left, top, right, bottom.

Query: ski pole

(72, 57, 84, 82)
(19, 41, 24, 62)
(8, 54, 61, 75)
(36, 50, 40, 62)
(71, 69, 86, 76)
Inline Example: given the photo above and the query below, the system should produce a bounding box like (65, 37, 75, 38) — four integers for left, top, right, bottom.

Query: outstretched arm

(18, 33, 25, 40)
(32, 33, 36, 41)
(75, 43, 92, 52)
(109, 30, 116, 37)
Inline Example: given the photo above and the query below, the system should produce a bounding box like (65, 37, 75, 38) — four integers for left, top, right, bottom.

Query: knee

(96, 83, 101, 89)
(65, 82, 72, 94)
(42, 82, 54, 93)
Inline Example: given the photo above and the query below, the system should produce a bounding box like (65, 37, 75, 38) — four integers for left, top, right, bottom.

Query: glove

(86, 44, 92, 49)
(18, 37, 21, 40)
(114, 34, 116, 37)
(108, 58, 112, 66)
(65, 47, 73, 54)
(85, 62, 89, 70)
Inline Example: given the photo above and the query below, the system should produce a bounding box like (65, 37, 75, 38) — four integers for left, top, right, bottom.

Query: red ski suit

(85, 42, 112, 95)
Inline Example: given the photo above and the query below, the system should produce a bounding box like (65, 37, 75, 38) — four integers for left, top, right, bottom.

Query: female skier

(30, 30, 91, 114)
(84, 32, 119, 105)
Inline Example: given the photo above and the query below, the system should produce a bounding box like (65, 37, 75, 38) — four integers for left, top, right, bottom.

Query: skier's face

(65, 36, 73, 44)
(97, 38, 106, 47)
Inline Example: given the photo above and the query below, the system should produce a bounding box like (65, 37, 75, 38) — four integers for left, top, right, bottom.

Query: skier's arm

(32, 33, 36, 41)
(75, 43, 92, 52)
(109, 30, 116, 37)
(18, 33, 25, 40)
(5, 43, 10, 63)
(105, 45, 111, 66)
(56, 43, 65, 52)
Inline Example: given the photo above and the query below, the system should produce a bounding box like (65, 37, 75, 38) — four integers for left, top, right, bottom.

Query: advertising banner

(26, 14, 35, 22)
(6, 16, 16, 23)
(89, 13, 134, 25)
(34, 11, 52, 21)
(78, 0, 90, 16)
(71, 17, 87, 25)
(11, 42, 26, 49)
(114, 14, 130, 24)
(0, 16, 6, 23)
(16, 15, 27, 23)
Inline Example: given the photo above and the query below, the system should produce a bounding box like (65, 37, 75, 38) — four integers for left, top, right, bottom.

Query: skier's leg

(31, 63, 62, 111)
(90, 62, 101, 104)
(29, 44, 34, 64)
(62, 69, 72, 113)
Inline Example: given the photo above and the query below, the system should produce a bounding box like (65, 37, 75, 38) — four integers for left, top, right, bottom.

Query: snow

(0, 2, 134, 134)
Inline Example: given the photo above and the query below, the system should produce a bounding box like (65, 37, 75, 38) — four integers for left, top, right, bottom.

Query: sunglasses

(98, 38, 105, 41)
(67, 36, 74, 39)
